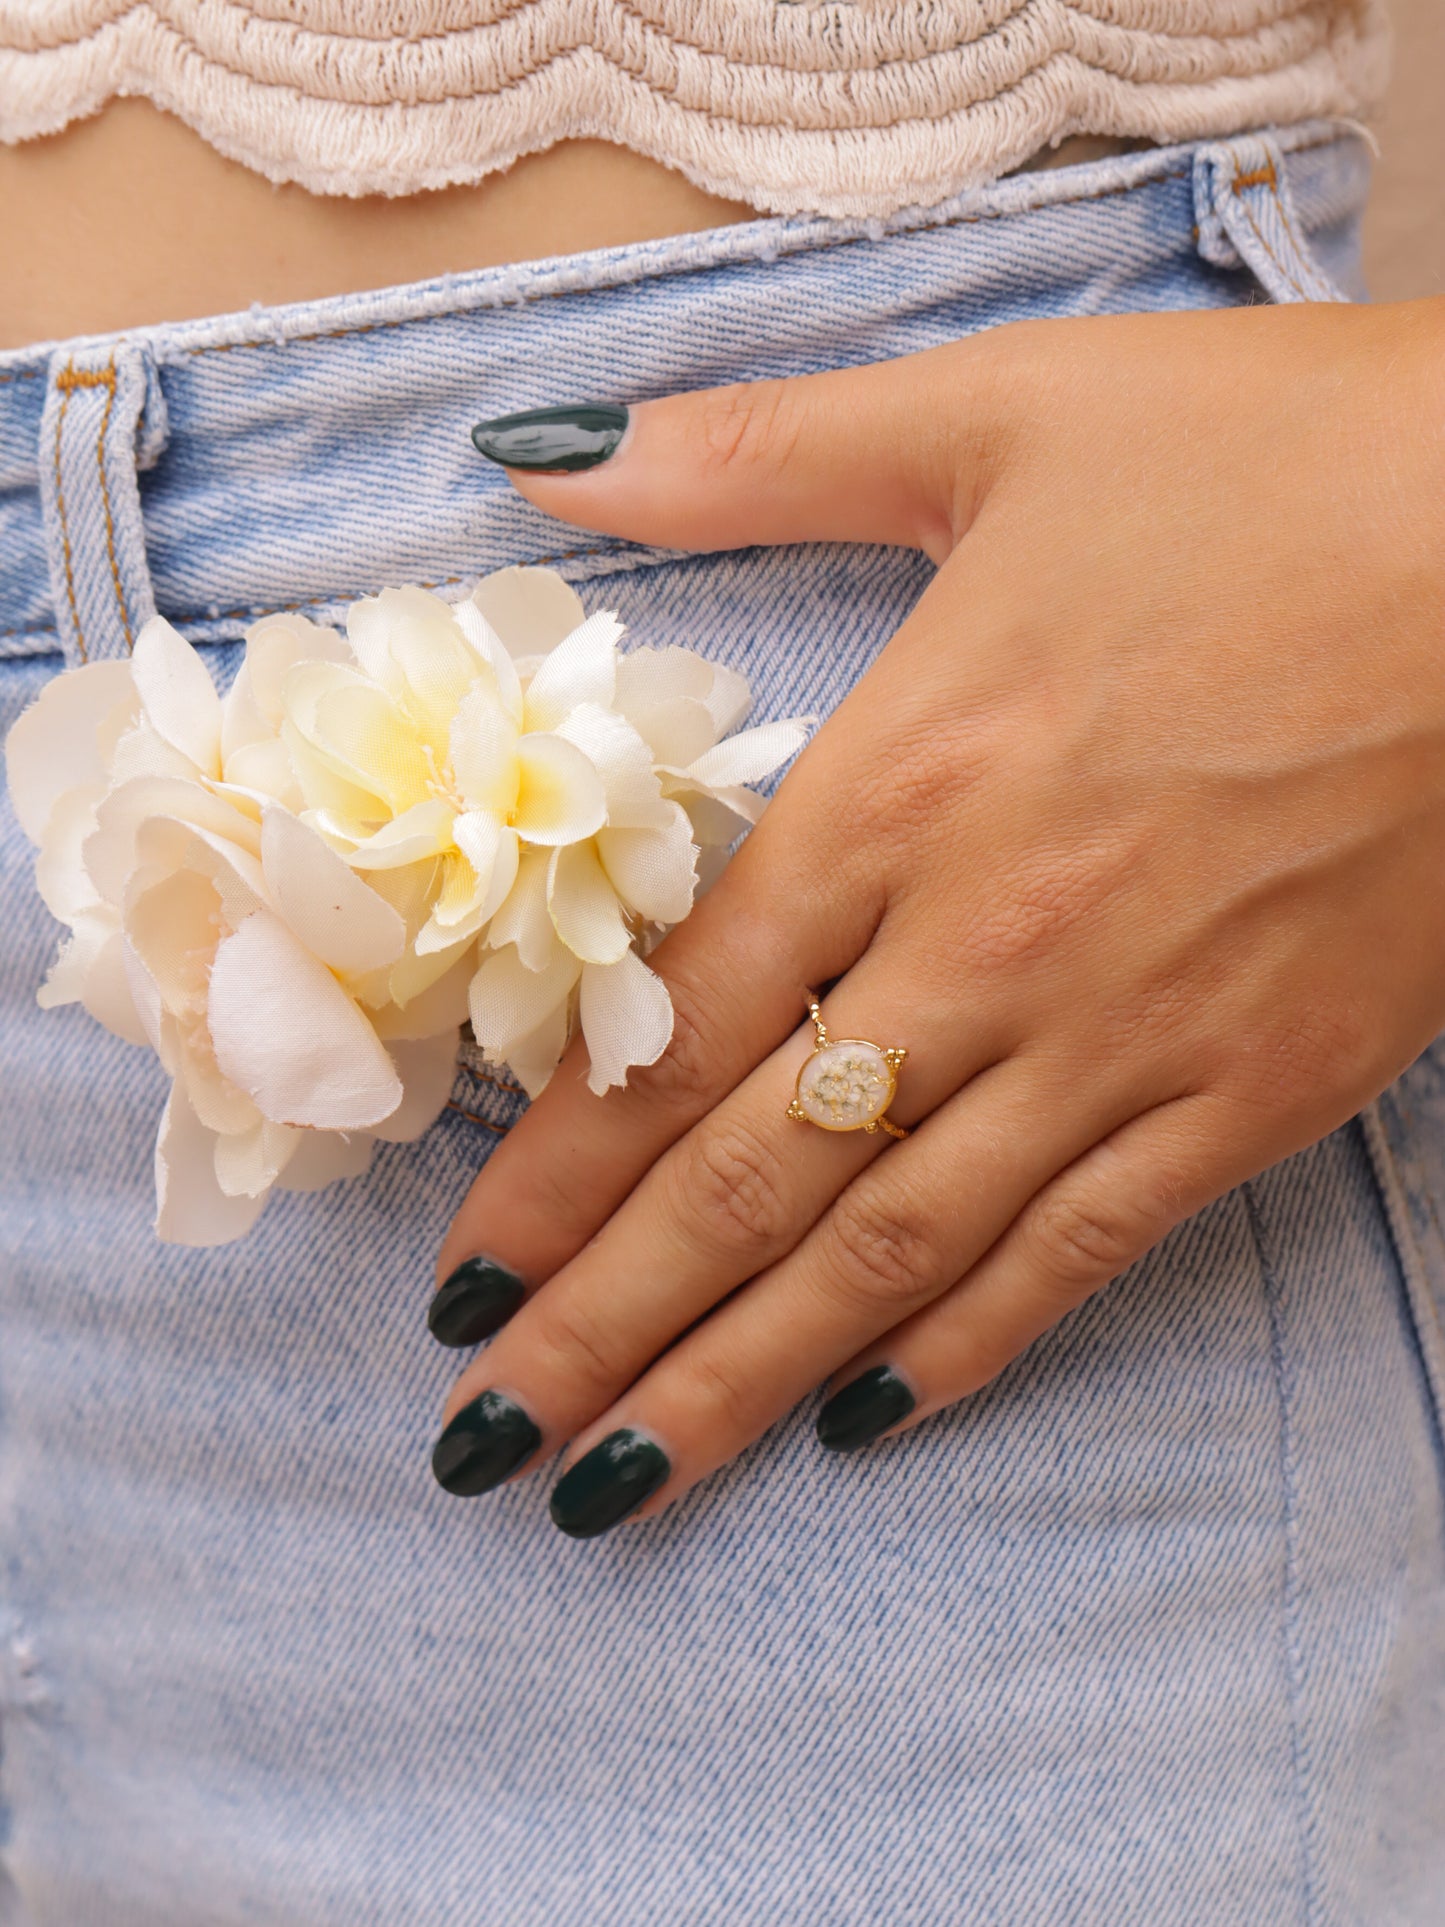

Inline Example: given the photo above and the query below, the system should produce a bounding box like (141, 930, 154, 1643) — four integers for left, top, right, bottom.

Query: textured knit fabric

(2, 123, 1443, 1925)
(0, 1, 1390, 213)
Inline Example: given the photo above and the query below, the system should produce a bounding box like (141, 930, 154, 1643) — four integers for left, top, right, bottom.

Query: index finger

(431, 791, 883, 1342)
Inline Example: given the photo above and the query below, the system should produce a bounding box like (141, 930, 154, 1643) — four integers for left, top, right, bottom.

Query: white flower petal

(598, 813, 698, 926)
(452, 598, 524, 727)
(79, 924, 149, 1045)
(235, 612, 349, 727)
(132, 616, 223, 776)
(154, 1081, 268, 1247)
(522, 610, 623, 731)
(579, 951, 675, 1095)
(449, 684, 521, 817)
(703, 661, 754, 739)
(214, 1118, 299, 1198)
(621, 695, 719, 770)
(4, 658, 136, 844)
(208, 910, 403, 1130)
(548, 841, 632, 965)
(671, 785, 765, 844)
(261, 807, 406, 973)
(500, 996, 574, 1099)
(468, 941, 582, 1059)
(86, 775, 262, 906)
(371, 1032, 459, 1143)
(554, 703, 673, 831)
(470, 566, 586, 660)
(453, 816, 520, 925)
(375, 942, 475, 1036)
(35, 783, 104, 921)
(340, 798, 456, 870)
(486, 846, 557, 972)
(277, 1129, 375, 1192)
(674, 718, 812, 791)
(511, 733, 607, 846)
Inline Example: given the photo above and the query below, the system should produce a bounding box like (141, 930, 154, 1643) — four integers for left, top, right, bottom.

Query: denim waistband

(0, 119, 1370, 670)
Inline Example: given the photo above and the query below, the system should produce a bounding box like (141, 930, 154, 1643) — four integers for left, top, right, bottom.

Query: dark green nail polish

(816, 1365, 916, 1453)
(549, 1429, 670, 1539)
(428, 1255, 526, 1348)
(431, 1390, 542, 1497)
(471, 403, 629, 473)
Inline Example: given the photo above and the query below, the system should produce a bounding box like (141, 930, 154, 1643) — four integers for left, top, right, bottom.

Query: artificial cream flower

(283, 570, 811, 1098)
(5, 564, 811, 1244)
(5, 617, 456, 1245)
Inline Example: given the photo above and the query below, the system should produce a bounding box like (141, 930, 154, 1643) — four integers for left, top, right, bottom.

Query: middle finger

(431, 964, 1010, 1495)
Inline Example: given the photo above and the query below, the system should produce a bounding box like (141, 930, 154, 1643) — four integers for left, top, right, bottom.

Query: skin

(435, 298, 1445, 1522)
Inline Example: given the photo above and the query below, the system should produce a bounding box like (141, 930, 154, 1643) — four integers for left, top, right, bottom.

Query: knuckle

(698, 380, 801, 481)
(1025, 1186, 1144, 1298)
(508, 1152, 596, 1253)
(824, 1186, 943, 1312)
(673, 1344, 757, 1437)
(529, 1290, 632, 1396)
(673, 1116, 792, 1261)
(621, 974, 716, 1114)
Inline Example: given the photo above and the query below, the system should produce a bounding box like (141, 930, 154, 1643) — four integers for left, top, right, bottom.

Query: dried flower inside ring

(786, 995, 908, 1139)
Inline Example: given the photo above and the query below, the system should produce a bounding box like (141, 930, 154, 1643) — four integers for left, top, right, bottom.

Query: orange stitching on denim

(461, 1065, 526, 1097)
(179, 167, 1196, 364)
(55, 360, 134, 651)
(1266, 169, 1335, 301)
(51, 363, 86, 663)
(0, 369, 42, 385)
(1232, 165, 1308, 303)
(446, 1101, 511, 1134)
(1232, 161, 1278, 193)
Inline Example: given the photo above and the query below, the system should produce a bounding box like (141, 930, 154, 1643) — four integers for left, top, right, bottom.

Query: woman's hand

(431, 298, 1445, 1537)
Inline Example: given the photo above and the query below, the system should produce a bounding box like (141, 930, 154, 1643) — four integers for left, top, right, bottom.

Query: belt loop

(1192, 132, 1349, 306)
(38, 341, 169, 667)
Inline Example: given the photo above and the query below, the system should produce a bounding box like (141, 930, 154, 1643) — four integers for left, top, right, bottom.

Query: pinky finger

(815, 1093, 1244, 1451)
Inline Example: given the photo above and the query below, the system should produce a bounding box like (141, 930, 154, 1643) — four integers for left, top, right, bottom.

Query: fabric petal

(35, 783, 104, 921)
(277, 1128, 375, 1192)
(132, 616, 223, 776)
(674, 718, 812, 791)
(522, 611, 622, 731)
(371, 1032, 460, 1143)
(485, 846, 557, 973)
(471, 566, 586, 661)
(5, 658, 136, 844)
(208, 910, 403, 1130)
(597, 813, 698, 926)
(374, 942, 475, 1037)
(214, 1118, 300, 1199)
(449, 684, 521, 817)
(468, 941, 582, 1059)
(498, 995, 574, 1099)
(554, 703, 673, 830)
(547, 841, 632, 965)
(338, 798, 456, 870)
(452, 598, 524, 727)
(236, 612, 350, 725)
(84, 775, 262, 907)
(579, 951, 675, 1095)
(154, 1081, 268, 1247)
(511, 733, 607, 846)
(261, 806, 406, 973)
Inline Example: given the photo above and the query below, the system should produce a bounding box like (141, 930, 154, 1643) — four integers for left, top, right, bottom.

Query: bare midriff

(0, 97, 758, 351)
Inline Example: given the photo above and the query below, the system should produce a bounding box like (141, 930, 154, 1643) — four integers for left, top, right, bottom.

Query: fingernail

(431, 1390, 543, 1497)
(428, 1254, 526, 1348)
(470, 403, 629, 473)
(548, 1429, 670, 1539)
(816, 1365, 916, 1452)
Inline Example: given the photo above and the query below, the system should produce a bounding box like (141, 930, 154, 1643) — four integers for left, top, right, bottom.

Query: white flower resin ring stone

(787, 999, 909, 1140)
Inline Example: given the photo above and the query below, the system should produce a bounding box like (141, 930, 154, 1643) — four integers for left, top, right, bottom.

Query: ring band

(786, 995, 909, 1140)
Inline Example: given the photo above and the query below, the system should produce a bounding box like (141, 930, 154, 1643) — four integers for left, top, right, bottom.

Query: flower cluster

(5, 570, 808, 1245)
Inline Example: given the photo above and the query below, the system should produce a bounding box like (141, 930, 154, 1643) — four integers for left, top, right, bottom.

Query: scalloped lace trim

(0, 1, 1388, 215)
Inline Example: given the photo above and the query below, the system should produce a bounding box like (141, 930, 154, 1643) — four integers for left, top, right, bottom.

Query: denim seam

(1358, 1099, 1445, 1478)
(73, 357, 135, 651)
(175, 164, 1197, 365)
(50, 367, 86, 663)
(446, 1101, 510, 1135)
(1243, 1178, 1318, 1927)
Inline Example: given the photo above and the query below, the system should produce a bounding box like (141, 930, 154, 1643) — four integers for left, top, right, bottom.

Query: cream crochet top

(0, 2, 1388, 217)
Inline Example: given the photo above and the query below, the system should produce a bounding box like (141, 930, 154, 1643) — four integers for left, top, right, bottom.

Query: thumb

(469, 338, 1007, 565)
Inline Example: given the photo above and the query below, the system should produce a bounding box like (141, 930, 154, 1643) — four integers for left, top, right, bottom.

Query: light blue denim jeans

(2, 121, 1443, 1926)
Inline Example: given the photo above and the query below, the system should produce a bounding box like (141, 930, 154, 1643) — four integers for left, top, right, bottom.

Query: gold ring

(785, 994, 909, 1140)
